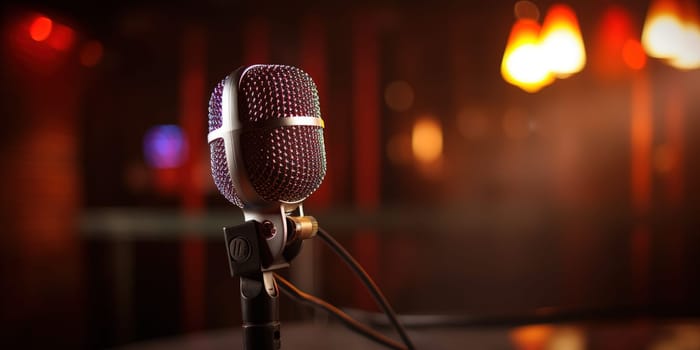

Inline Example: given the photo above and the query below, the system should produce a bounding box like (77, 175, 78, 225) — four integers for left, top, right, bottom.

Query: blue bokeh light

(143, 124, 187, 169)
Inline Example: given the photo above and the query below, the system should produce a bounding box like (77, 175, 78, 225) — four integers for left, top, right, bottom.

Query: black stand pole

(224, 221, 286, 350)
(240, 272, 280, 350)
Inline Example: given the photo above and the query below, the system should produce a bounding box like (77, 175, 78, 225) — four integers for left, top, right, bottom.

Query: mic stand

(240, 272, 280, 350)
(224, 220, 304, 350)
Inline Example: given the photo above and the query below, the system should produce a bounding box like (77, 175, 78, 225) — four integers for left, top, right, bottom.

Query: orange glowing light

(29, 16, 53, 42)
(80, 41, 104, 67)
(501, 19, 554, 93)
(622, 39, 647, 70)
(540, 4, 586, 77)
(411, 116, 443, 164)
(642, 0, 700, 69)
(510, 324, 554, 350)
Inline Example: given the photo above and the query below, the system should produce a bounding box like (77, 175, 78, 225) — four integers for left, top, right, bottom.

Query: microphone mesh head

(208, 80, 225, 133)
(238, 65, 326, 203)
(208, 65, 326, 206)
(208, 79, 244, 207)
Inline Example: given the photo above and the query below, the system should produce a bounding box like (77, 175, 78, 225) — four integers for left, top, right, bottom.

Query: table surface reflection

(118, 319, 700, 350)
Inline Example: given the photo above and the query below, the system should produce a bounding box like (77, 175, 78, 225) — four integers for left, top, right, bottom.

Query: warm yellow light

(411, 116, 442, 164)
(642, 0, 685, 59)
(540, 4, 587, 77)
(642, 0, 700, 70)
(501, 19, 554, 93)
(669, 13, 700, 69)
(668, 37, 700, 69)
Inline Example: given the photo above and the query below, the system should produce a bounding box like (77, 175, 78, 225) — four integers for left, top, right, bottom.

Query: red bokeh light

(46, 23, 75, 51)
(29, 16, 52, 42)
(593, 6, 644, 78)
(622, 39, 647, 70)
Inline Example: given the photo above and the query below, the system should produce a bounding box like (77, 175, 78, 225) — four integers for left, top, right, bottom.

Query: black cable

(317, 227, 416, 350)
(274, 273, 407, 350)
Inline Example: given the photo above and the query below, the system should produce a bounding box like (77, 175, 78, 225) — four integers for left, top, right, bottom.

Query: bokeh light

(29, 16, 52, 42)
(540, 4, 587, 77)
(46, 23, 75, 51)
(622, 39, 647, 70)
(668, 14, 700, 70)
(412, 116, 443, 164)
(143, 125, 187, 169)
(510, 324, 554, 350)
(643, 0, 700, 69)
(501, 19, 554, 93)
(594, 6, 633, 75)
(642, 0, 686, 59)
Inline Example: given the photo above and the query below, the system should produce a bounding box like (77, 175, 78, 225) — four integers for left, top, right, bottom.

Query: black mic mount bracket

(223, 215, 318, 350)
(224, 216, 318, 277)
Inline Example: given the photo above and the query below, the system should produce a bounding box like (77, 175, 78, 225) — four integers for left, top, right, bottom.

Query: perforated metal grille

(208, 79, 243, 206)
(238, 65, 321, 123)
(208, 79, 225, 132)
(210, 139, 243, 207)
(238, 65, 326, 203)
(241, 126, 326, 203)
(208, 65, 326, 206)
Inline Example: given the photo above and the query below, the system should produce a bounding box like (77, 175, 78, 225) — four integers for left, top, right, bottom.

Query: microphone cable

(316, 227, 416, 350)
(274, 273, 407, 350)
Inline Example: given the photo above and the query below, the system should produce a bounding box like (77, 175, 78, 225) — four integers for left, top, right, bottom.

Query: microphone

(207, 66, 413, 350)
(207, 64, 326, 271)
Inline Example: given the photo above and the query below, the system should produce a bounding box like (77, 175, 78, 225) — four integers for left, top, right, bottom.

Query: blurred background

(1, 0, 699, 349)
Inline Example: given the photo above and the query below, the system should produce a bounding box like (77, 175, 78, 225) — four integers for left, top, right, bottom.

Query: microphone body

(208, 64, 326, 271)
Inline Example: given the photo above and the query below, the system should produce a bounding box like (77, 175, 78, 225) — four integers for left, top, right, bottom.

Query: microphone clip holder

(224, 220, 305, 278)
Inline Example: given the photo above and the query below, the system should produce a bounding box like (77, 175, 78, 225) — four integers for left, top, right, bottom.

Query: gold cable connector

(287, 215, 319, 241)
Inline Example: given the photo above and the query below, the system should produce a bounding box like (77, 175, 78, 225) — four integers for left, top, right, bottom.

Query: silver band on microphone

(249, 116, 325, 130)
(207, 116, 324, 144)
